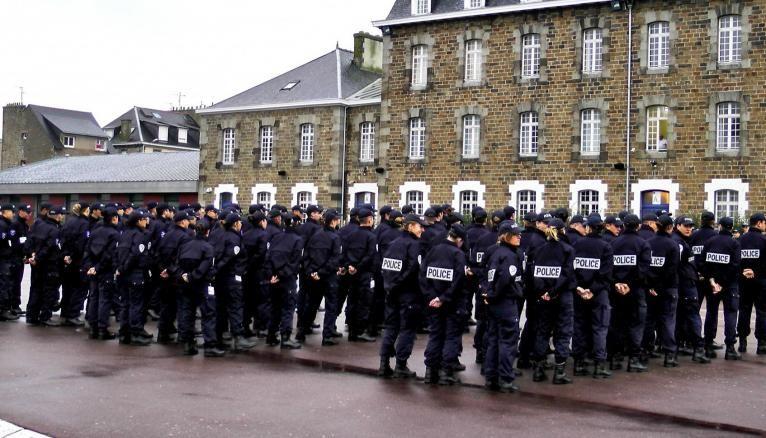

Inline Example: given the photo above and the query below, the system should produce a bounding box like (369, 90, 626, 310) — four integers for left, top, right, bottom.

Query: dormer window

(158, 125, 169, 142)
(464, 0, 484, 9)
(412, 0, 431, 15)
(178, 128, 188, 144)
(62, 135, 75, 148)
(281, 81, 300, 91)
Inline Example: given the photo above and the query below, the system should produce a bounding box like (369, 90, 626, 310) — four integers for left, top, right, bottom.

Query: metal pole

(625, 2, 633, 211)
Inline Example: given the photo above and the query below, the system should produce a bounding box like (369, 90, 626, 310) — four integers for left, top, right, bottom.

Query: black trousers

(379, 287, 420, 362)
(178, 282, 217, 346)
(27, 265, 59, 323)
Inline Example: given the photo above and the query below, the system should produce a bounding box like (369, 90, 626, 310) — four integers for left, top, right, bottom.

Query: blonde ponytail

(545, 226, 559, 241)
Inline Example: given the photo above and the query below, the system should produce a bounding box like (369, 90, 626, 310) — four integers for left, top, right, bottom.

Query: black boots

(280, 334, 302, 350)
(663, 352, 679, 368)
(552, 362, 572, 385)
(393, 360, 416, 379)
(738, 336, 747, 353)
(424, 367, 439, 384)
(233, 335, 257, 351)
(437, 368, 460, 385)
(592, 361, 611, 379)
(627, 356, 647, 372)
(349, 332, 376, 342)
(724, 345, 741, 360)
(704, 345, 718, 359)
(157, 332, 175, 345)
(88, 327, 99, 340)
(532, 361, 548, 382)
(691, 348, 711, 364)
(609, 356, 623, 371)
(183, 341, 199, 356)
(321, 337, 339, 346)
(573, 359, 588, 376)
(757, 342, 766, 355)
(377, 357, 394, 378)
(266, 332, 280, 347)
(98, 329, 117, 340)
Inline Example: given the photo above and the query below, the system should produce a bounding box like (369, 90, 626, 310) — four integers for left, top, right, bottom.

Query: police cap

(358, 208, 373, 219)
(498, 222, 521, 235)
(749, 212, 766, 225)
(623, 214, 641, 227)
(173, 211, 191, 223)
(657, 214, 674, 228)
(404, 213, 427, 226)
(449, 223, 467, 240)
(379, 205, 393, 216)
(1, 204, 14, 212)
(674, 215, 695, 227)
(718, 216, 734, 229)
(424, 208, 437, 218)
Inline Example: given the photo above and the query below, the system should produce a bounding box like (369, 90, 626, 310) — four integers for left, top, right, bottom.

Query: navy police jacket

(175, 235, 215, 284)
(156, 225, 193, 272)
(485, 242, 523, 302)
(265, 228, 303, 283)
(524, 239, 576, 299)
(610, 229, 651, 289)
(242, 226, 268, 279)
(690, 226, 718, 268)
(376, 222, 403, 271)
(737, 229, 766, 280)
(572, 233, 614, 295)
(638, 225, 656, 241)
(116, 225, 152, 282)
(297, 219, 322, 248)
(381, 230, 421, 294)
(83, 222, 120, 281)
(471, 229, 499, 284)
(646, 231, 680, 291)
(701, 230, 741, 285)
(420, 223, 448, 257)
(29, 217, 62, 267)
(419, 239, 466, 305)
(0, 216, 13, 260)
(672, 231, 698, 287)
(9, 215, 29, 260)
(304, 226, 342, 278)
(565, 228, 584, 246)
(60, 213, 90, 262)
(214, 228, 247, 279)
(343, 225, 376, 273)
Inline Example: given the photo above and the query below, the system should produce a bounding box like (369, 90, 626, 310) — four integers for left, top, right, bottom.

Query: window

(95, 139, 105, 152)
(464, 40, 482, 83)
(465, 0, 484, 8)
(300, 123, 314, 162)
(718, 15, 742, 64)
(260, 126, 273, 163)
(582, 28, 603, 74)
(409, 118, 426, 159)
(462, 115, 480, 158)
(178, 128, 188, 144)
(714, 189, 739, 220)
(716, 102, 740, 151)
(519, 111, 539, 157)
(281, 81, 300, 91)
(412, 45, 428, 87)
(158, 126, 169, 142)
(522, 34, 541, 78)
(580, 109, 601, 155)
(578, 190, 600, 215)
(646, 106, 670, 152)
(62, 136, 75, 148)
(297, 191, 312, 211)
(256, 192, 272, 210)
(355, 192, 375, 208)
(219, 192, 233, 208)
(648, 21, 670, 69)
(360, 122, 375, 162)
(413, 0, 430, 15)
(222, 128, 235, 165)
(406, 191, 424, 215)
(459, 190, 478, 216)
(517, 190, 537, 217)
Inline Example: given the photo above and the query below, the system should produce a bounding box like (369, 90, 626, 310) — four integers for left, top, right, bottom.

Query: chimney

(120, 119, 131, 140)
(353, 32, 383, 73)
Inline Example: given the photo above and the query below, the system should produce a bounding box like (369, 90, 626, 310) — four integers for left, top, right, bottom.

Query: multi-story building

(103, 106, 201, 153)
(1, 103, 108, 169)
(197, 32, 384, 212)
(371, 0, 763, 220)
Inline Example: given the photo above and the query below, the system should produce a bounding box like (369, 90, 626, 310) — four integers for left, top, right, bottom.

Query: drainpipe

(625, 1, 634, 211)
(341, 106, 348, 221)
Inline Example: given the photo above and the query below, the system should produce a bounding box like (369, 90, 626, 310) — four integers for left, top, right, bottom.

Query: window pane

(257, 192, 272, 210)
(646, 106, 670, 152)
(517, 190, 537, 217)
(583, 28, 603, 73)
(260, 126, 273, 163)
(520, 111, 539, 156)
(412, 45, 428, 86)
(360, 122, 375, 162)
(462, 115, 480, 158)
(223, 128, 235, 164)
(409, 118, 426, 159)
(578, 190, 599, 215)
(716, 102, 740, 151)
(522, 34, 541, 78)
(300, 124, 314, 162)
(465, 40, 482, 82)
(714, 189, 739, 220)
(460, 190, 478, 216)
(648, 21, 670, 69)
(580, 109, 601, 154)
(406, 190, 424, 215)
(719, 15, 742, 64)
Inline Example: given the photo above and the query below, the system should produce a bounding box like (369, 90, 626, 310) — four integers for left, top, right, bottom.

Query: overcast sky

(0, 0, 393, 132)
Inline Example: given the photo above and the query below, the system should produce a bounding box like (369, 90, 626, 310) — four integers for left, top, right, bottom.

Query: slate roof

(103, 107, 200, 150)
(104, 107, 198, 130)
(0, 152, 199, 185)
(203, 48, 381, 112)
(27, 105, 106, 150)
(383, 0, 610, 21)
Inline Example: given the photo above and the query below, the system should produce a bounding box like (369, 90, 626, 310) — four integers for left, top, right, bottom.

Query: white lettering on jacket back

(534, 265, 561, 279)
(382, 258, 403, 272)
(426, 266, 453, 282)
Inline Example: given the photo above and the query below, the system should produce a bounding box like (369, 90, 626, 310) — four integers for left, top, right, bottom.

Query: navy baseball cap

(498, 222, 521, 235)
(404, 213, 427, 226)
(450, 223, 467, 240)
(674, 215, 695, 227)
(570, 215, 585, 225)
(379, 205, 393, 216)
(548, 218, 566, 229)
(424, 208, 437, 218)
(642, 213, 658, 222)
(306, 205, 322, 215)
(718, 217, 734, 229)
(503, 206, 516, 219)
(623, 214, 641, 227)
(358, 208, 373, 219)
(1, 204, 14, 212)
(701, 211, 715, 222)
(401, 205, 413, 215)
(586, 214, 604, 227)
(224, 213, 242, 226)
(173, 211, 190, 222)
(349, 207, 360, 217)
(749, 213, 766, 225)
(657, 214, 674, 228)
(17, 204, 32, 213)
(604, 215, 622, 226)
(323, 209, 340, 222)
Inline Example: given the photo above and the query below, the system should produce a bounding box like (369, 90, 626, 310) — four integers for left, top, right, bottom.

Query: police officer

(296, 204, 323, 336)
(116, 210, 153, 345)
(155, 210, 193, 343)
(602, 215, 621, 243)
(370, 206, 395, 337)
(0, 205, 19, 321)
(9, 204, 31, 316)
(525, 218, 575, 384)
(176, 220, 225, 357)
(265, 209, 283, 241)
(701, 217, 742, 360)
(146, 203, 174, 321)
(265, 214, 303, 349)
(26, 206, 66, 326)
(737, 213, 766, 355)
(242, 211, 269, 338)
(213, 213, 256, 352)
(378, 213, 427, 379)
(343, 208, 377, 342)
(83, 207, 121, 339)
(202, 205, 219, 230)
(483, 223, 524, 392)
(689, 211, 719, 350)
(421, 224, 467, 385)
(299, 209, 342, 345)
(60, 203, 91, 326)
(566, 215, 586, 246)
(644, 214, 681, 367)
(336, 207, 360, 330)
(639, 214, 658, 240)
(517, 212, 547, 370)
(571, 214, 614, 379)
(608, 214, 651, 372)
(672, 215, 710, 364)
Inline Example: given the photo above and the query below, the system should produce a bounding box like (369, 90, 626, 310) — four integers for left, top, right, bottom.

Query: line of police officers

(0, 200, 764, 392)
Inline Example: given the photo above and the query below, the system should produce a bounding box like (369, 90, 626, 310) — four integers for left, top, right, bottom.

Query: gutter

(196, 98, 380, 115)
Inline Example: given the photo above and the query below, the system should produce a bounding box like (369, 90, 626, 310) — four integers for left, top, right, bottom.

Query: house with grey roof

(103, 106, 201, 153)
(196, 32, 383, 213)
(1, 103, 108, 169)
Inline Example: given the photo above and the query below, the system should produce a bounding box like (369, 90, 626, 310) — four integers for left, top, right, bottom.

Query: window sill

(713, 149, 742, 158)
(460, 80, 483, 88)
(717, 62, 746, 70)
(519, 154, 539, 161)
(410, 85, 428, 92)
(646, 67, 669, 75)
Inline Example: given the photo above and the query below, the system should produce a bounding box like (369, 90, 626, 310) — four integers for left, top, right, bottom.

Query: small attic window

(281, 81, 300, 91)
(152, 112, 162, 119)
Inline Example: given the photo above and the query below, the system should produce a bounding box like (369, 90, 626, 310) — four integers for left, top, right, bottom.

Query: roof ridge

(28, 104, 96, 116)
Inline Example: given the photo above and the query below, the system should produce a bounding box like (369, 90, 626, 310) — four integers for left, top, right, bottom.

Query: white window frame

(580, 108, 601, 155)
(464, 0, 485, 9)
(521, 33, 541, 78)
(251, 184, 277, 209)
(582, 28, 603, 74)
(646, 105, 670, 152)
(406, 191, 425, 215)
(412, 45, 428, 87)
(704, 178, 749, 220)
(630, 178, 680, 216)
(348, 183, 379, 212)
(260, 126, 274, 164)
(718, 15, 742, 65)
(714, 190, 739, 221)
(409, 117, 426, 160)
(648, 21, 670, 70)
(300, 123, 314, 162)
(716, 102, 740, 152)
(158, 125, 169, 142)
(213, 183, 238, 209)
(291, 183, 318, 209)
(509, 180, 545, 215)
(464, 39, 482, 83)
(412, 0, 431, 15)
(519, 111, 539, 157)
(360, 122, 375, 163)
(399, 181, 431, 214)
(462, 115, 480, 159)
(95, 139, 105, 152)
(178, 128, 188, 144)
(451, 181, 486, 214)
(222, 128, 235, 165)
(62, 135, 75, 148)
(569, 179, 608, 217)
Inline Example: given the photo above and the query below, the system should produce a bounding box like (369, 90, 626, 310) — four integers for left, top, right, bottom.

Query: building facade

(103, 106, 201, 153)
(369, 0, 763, 220)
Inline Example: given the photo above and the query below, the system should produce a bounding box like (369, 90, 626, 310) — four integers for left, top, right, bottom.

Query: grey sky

(0, 0, 393, 132)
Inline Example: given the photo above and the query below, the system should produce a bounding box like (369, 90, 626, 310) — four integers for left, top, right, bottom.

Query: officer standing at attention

(343, 208, 378, 342)
(155, 211, 193, 343)
(0, 205, 19, 321)
(83, 207, 121, 340)
(483, 223, 524, 392)
(689, 211, 720, 348)
(566, 215, 586, 246)
(26, 206, 66, 326)
(525, 218, 575, 384)
(370, 205, 395, 338)
(378, 213, 427, 379)
(60, 203, 91, 326)
(296, 205, 323, 334)
(265, 214, 303, 349)
(242, 211, 269, 338)
(517, 212, 548, 370)
(571, 214, 614, 379)
(116, 210, 153, 345)
(9, 204, 31, 316)
(671, 216, 711, 364)
(644, 214, 681, 368)
(602, 215, 622, 243)
(737, 213, 766, 355)
(608, 214, 651, 372)
(638, 214, 658, 240)
(175, 221, 225, 357)
(701, 217, 742, 360)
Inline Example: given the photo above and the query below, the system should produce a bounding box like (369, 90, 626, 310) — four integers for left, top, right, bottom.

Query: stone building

(103, 106, 201, 153)
(370, 0, 764, 220)
(1, 104, 108, 169)
(197, 33, 383, 213)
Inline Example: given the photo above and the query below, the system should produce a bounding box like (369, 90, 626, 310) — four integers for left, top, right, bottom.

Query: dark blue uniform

(565, 228, 584, 246)
(343, 224, 377, 338)
(82, 220, 120, 333)
(736, 229, 766, 348)
(638, 225, 656, 241)
(644, 231, 680, 354)
(336, 219, 359, 323)
(300, 225, 342, 339)
(465, 223, 490, 324)
(701, 230, 741, 348)
(155, 224, 192, 338)
(116, 224, 152, 338)
(265, 227, 303, 339)
(470, 227, 498, 361)
(690, 225, 718, 313)
(9, 215, 29, 313)
(518, 226, 547, 366)
(27, 216, 62, 324)
(296, 219, 322, 328)
(370, 220, 400, 336)
(213, 228, 248, 341)
(0, 216, 14, 316)
(60, 212, 90, 321)
(672, 230, 705, 352)
(176, 235, 217, 348)
(242, 224, 269, 334)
